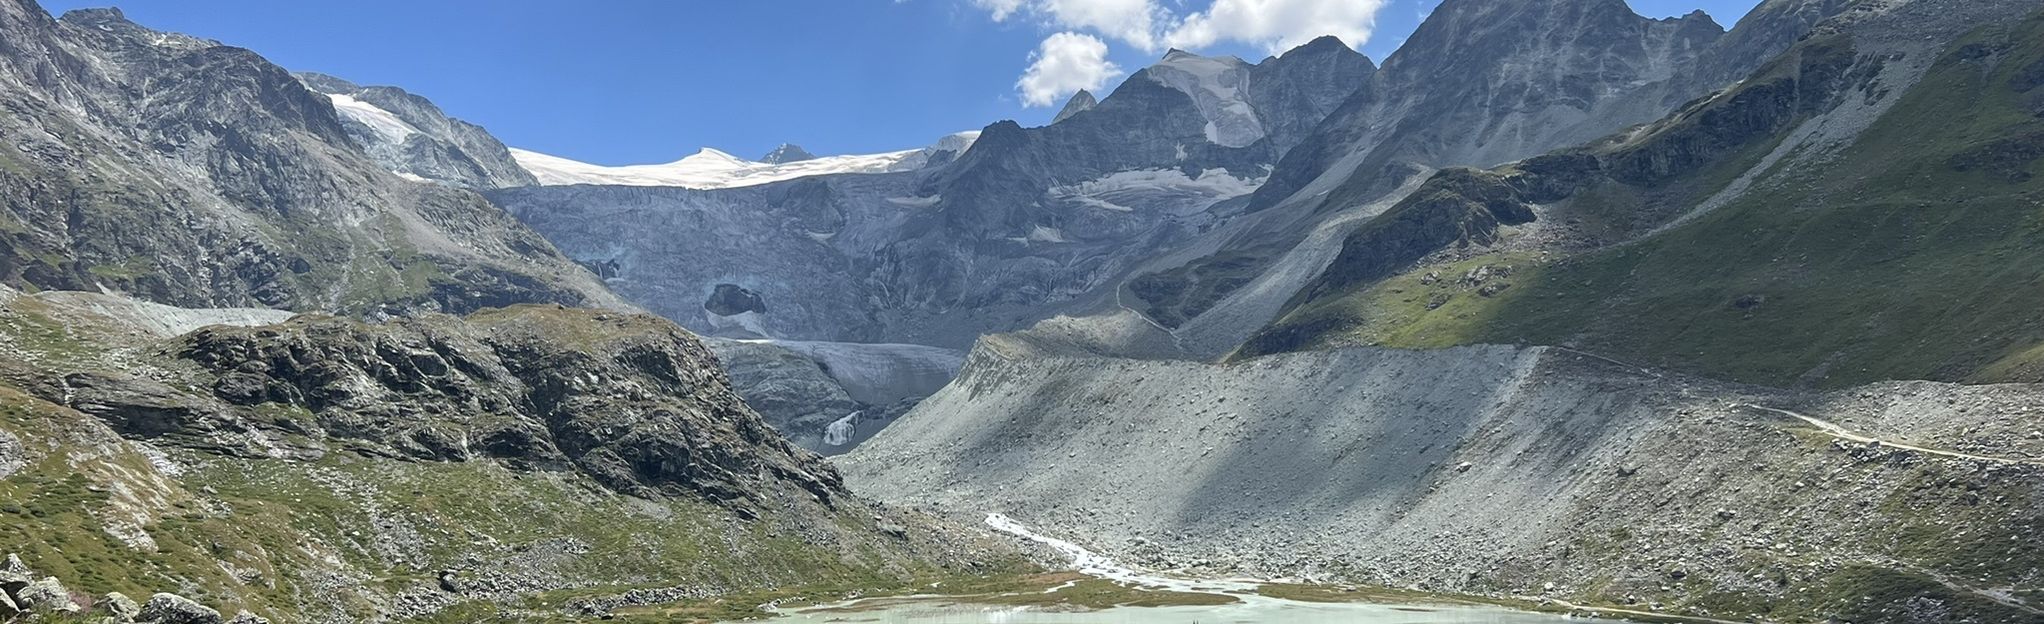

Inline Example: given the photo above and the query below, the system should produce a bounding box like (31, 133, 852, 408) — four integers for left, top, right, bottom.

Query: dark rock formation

(166, 306, 843, 506)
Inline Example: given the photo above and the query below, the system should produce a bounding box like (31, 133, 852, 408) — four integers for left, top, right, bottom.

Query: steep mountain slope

(0, 4, 621, 315)
(297, 72, 538, 190)
(844, 337, 2044, 624)
(490, 41, 1375, 347)
(1249, 0, 2044, 389)
(1111, 0, 1747, 352)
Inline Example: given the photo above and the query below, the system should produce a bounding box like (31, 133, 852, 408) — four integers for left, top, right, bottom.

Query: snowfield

(510, 131, 981, 190)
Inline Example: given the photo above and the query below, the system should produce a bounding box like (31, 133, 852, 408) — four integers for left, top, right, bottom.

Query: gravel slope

(840, 339, 2044, 622)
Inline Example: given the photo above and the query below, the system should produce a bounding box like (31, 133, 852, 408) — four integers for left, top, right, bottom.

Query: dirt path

(1742, 404, 2043, 466)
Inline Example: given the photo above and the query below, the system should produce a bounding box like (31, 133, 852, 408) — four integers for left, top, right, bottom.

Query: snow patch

(326, 94, 418, 144)
(886, 195, 942, 208)
(1050, 168, 1264, 215)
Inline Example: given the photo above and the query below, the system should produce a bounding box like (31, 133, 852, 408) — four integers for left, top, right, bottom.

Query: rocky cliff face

(491, 41, 1374, 347)
(297, 72, 538, 190)
(1248, 0, 2044, 389)
(708, 338, 962, 454)
(0, 2, 617, 315)
(1102, 0, 1766, 352)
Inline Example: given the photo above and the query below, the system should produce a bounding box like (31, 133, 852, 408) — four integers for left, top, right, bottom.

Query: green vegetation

(1256, 15, 2044, 388)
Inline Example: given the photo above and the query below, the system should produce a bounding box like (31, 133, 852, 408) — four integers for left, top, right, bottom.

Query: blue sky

(37, 0, 1760, 165)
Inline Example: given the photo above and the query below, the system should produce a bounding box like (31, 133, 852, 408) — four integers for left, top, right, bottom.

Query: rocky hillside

(0, 2, 619, 314)
(1247, 0, 2044, 388)
(297, 72, 538, 190)
(0, 285, 1019, 622)
(0, 0, 1028, 621)
(844, 336, 2044, 623)
(1111, 0, 1795, 352)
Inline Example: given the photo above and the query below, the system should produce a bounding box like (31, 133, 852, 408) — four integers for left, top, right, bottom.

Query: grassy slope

(1259, 15, 2044, 388)
(0, 300, 1029, 622)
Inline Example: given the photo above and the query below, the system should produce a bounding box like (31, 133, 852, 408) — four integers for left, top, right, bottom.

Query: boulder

(103, 591, 143, 620)
(227, 609, 270, 624)
(138, 592, 223, 624)
(14, 576, 81, 613)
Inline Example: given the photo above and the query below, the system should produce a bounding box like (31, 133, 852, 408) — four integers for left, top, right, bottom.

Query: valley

(1, 0, 2040, 622)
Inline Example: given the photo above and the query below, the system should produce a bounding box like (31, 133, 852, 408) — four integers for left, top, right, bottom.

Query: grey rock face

(1248, 0, 1727, 217)
(760, 143, 817, 164)
(492, 41, 1373, 347)
(0, 1, 619, 315)
(297, 72, 539, 190)
(708, 338, 963, 454)
(1050, 89, 1096, 124)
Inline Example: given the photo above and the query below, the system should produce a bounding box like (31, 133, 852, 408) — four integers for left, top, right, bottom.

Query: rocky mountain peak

(1050, 89, 1097, 124)
(1279, 34, 1358, 58)
(761, 143, 818, 164)
(296, 71, 539, 189)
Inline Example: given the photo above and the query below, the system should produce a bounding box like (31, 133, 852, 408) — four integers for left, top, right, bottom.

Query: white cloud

(974, 0, 1029, 20)
(1016, 32, 1122, 107)
(1042, 0, 1163, 50)
(971, 0, 1387, 55)
(1165, 0, 1388, 53)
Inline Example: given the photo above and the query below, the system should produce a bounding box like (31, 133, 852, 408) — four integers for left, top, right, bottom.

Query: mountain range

(2, 0, 2041, 622)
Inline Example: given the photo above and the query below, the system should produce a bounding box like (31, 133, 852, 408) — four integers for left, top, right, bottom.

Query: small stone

(139, 593, 223, 624)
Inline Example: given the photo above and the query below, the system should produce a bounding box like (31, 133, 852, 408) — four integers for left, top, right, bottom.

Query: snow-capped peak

(511, 132, 981, 190)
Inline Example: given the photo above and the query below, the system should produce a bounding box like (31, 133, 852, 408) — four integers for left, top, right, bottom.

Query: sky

(37, 0, 1762, 166)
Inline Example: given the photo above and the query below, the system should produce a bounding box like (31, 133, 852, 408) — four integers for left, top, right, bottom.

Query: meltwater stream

(738, 515, 1628, 623)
